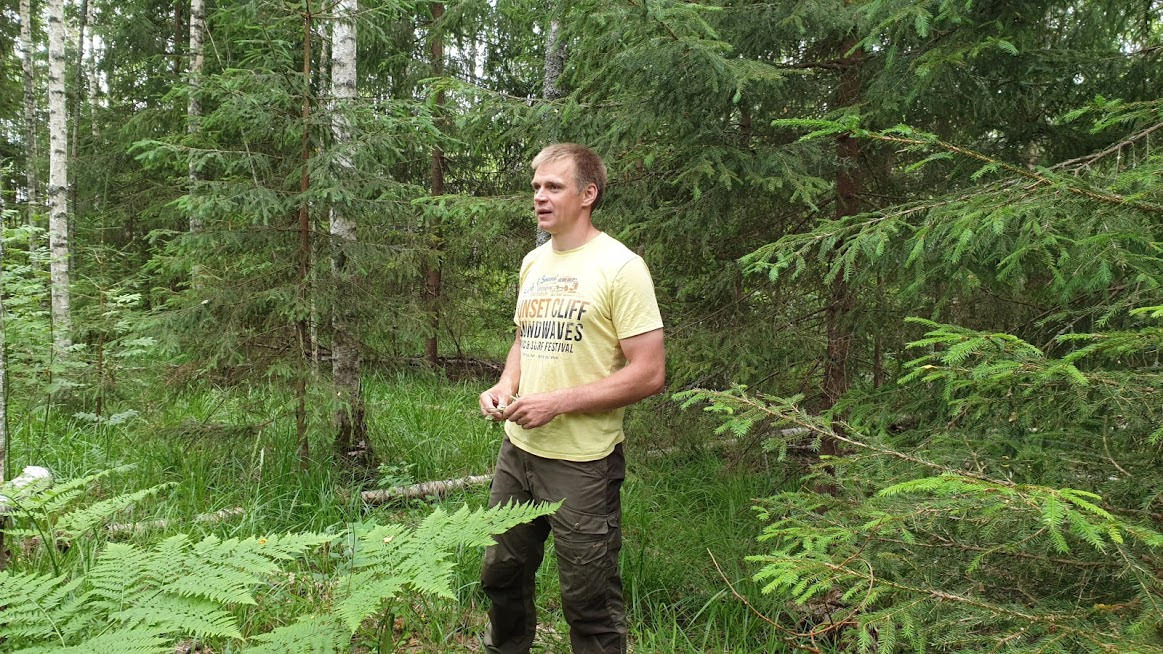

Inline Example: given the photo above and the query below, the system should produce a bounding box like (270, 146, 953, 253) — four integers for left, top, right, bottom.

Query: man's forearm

(551, 360, 664, 414)
(496, 336, 522, 396)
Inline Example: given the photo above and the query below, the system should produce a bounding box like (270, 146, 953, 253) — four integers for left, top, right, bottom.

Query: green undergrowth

(1, 370, 799, 652)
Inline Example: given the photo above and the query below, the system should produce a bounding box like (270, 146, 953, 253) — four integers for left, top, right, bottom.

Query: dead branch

(106, 506, 245, 538)
(360, 475, 494, 505)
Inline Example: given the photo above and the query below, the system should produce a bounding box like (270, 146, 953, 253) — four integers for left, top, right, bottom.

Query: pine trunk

(330, 0, 367, 458)
(424, 3, 445, 367)
(47, 0, 72, 356)
(20, 0, 40, 250)
(187, 0, 205, 231)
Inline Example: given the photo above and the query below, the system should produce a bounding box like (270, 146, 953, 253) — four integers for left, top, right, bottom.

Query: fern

(333, 501, 559, 632)
(1, 469, 558, 652)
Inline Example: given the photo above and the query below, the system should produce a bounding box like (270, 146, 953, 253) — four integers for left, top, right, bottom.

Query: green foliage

(0, 469, 558, 652)
(683, 379, 1163, 652)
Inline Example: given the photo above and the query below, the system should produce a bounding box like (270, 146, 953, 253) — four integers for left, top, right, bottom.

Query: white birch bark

(20, 0, 40, 250)
(187, 0, 205, 231)
(47, 0, 72, 355)
(330, 0, 366, 453)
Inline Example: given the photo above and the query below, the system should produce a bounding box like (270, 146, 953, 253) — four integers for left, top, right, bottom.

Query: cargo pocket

(552, 504, 610, 568)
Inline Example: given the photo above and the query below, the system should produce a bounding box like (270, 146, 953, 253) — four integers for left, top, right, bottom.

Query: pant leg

(482, 439, 551, 654)
(531, 445, 627, 654)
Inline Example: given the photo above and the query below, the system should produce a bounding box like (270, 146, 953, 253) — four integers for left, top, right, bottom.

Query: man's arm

(479, 333, 522, 418)
(502, 328, 664, 430)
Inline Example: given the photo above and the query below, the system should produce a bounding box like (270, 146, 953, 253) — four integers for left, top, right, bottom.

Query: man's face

(531, 158, 595, 235)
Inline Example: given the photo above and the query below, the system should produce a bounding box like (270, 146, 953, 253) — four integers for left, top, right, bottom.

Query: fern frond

(243, 615, 347, 653)
(54, 483, 174, 538)
(12, 627, 170, 654)
(115, 596, 242, 640)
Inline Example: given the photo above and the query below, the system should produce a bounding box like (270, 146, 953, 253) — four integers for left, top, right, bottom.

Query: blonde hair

(531, 143, 607, 210)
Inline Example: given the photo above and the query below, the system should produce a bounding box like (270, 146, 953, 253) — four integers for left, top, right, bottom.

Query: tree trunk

(424, 3, 445, 366)
(69, 0, 89, 227)
(329, 0, 367, 458)
(542, 7, 565, 101)
(536, 3, 566, 248)
(85, 0, 98, 136)
(819, 36, 863, 465)
(47, 0, 72, 356)
(172, 0, 186, 75)
(295, 6, 314, 467)
(187, 0, 205, 231)
(0, 182, 7, 570)
(20, 0, 40, 256)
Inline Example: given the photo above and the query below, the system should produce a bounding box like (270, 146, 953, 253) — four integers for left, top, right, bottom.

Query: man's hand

(479, 385, 515, 421)
(501, 392, 563, 430)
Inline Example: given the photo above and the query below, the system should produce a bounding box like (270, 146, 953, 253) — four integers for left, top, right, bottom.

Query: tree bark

(20, 0, 40, 254)
(542, 7, 565, 101)
(819, 35, 863, 466)
(329, 0, 368, 458)
(295, 6, 314, 467)
(69, 0, 89, 227)
(0, 183, 7, 571)
(536, 3, 566, 248)
(47, 0, 72, 356)
(1, 180, 10, 486)
(85, 0, 98, 136)
(424, 3, 445, 366)
(187, 0, 205, 232)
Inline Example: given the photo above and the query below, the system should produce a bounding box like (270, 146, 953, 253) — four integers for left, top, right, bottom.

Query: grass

(1, 369, 800, 652)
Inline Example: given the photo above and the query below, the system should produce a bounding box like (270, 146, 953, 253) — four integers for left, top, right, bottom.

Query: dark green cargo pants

(481, 438, 627, 654)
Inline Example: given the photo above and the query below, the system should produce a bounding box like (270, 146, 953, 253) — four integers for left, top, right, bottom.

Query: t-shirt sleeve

(513, 253, 534, 327)
(611, 257, 663, 339)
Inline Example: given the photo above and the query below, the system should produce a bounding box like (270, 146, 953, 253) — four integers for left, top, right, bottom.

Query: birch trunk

(188, 0, 205, 231)
(330, 0, 367, 457)
(20, 0, 40, 257)
(47, 0, 72, 355)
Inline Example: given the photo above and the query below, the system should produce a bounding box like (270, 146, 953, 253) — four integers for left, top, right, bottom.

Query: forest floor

(3, 369, 803, 652)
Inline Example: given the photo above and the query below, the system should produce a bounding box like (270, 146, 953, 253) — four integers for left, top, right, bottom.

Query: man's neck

(550, 221, 601, 252)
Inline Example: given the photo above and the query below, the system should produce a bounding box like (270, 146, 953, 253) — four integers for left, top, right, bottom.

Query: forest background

(0, 0, 1162, 652)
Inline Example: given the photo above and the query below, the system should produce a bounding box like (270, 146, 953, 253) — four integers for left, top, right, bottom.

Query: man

(478, 143, 665, 654)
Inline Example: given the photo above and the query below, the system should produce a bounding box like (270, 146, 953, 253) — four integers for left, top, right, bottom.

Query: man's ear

(581, 183, 598, 208)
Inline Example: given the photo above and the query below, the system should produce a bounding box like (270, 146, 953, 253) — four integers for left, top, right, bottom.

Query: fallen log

(360, 474, 494, 505)
(106, 506, 245, 537)
(360, 428, 814, 506)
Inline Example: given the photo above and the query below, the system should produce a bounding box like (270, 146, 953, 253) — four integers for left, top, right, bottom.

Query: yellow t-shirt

(504, 232, 663, 461)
